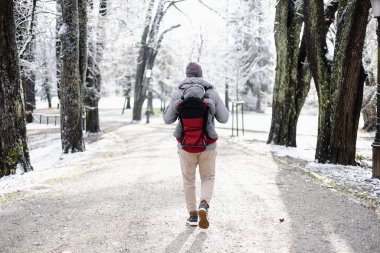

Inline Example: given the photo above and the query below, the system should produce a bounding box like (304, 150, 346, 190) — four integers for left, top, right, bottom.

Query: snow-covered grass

(306, 163, 380, 201)
(0, 96, 132, 197)
(2, 96, 380, 206)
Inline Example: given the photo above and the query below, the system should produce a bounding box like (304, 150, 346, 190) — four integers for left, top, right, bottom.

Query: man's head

(186, 62, 203, 77)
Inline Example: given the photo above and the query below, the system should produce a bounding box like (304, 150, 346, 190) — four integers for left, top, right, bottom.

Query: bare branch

(172, 2, 188, 17)
(198, 0, 225, 20)
(149, 0, 166, 45)
(155, 24, 181, 51)
(163, 0, 186, 17)
(18, 0, 37, 58)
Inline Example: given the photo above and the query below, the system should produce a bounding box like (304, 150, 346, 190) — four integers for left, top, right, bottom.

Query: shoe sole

(186, 221, 198, 226)
(198, 209, 209, 229)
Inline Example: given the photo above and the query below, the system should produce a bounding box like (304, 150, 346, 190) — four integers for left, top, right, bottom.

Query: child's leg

(174, 122, 183, 138)
(206, 114, 218, 138)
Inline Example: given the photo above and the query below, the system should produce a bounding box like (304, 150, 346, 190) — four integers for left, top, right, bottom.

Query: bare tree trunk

(255, 3, 264, 114)
(85, 0, 106, 133)
(43, 79, 52, 108)
(42, 51, 53, 109)
(60, 0, 85, 153)
(25, 0, 37, 121)
(267, 0, 311, 147)
(133, 0, 155, 121)
(124, 75, 132, 109)
(133, 0, 181, 121)
(23, 71, 35, 122)
(78, 0, 87, 85)
(0, 0, 33, 177)
(78, 0, 87, 131)
(56, 2, 62, 100)
(304, 0, 369, 164)
(147, 90, 154, 115)
(328, 1, 369, 164)
(16, 0, 37, 123)
(85, 41, 100, 132)
(255, 82, 261, 112)
(304, 0, 334, 162)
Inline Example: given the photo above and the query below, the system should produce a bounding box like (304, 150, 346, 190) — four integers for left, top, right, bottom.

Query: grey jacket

(163, 77, 229, 150)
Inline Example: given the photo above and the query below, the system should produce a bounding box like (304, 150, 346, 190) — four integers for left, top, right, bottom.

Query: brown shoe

(198, 200, 209, 229)
(186, 211, 198, 226)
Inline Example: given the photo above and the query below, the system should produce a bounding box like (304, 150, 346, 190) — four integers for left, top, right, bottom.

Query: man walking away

(163, 62, 229, 229)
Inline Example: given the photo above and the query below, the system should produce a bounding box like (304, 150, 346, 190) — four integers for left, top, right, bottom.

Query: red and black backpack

(176, 85, 217, 153)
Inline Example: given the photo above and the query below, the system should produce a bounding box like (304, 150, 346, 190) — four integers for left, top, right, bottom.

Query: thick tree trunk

(0, 0, 33, 177)
(329, 1, 370, 164)
(304, 0, 333, 163)
(85, 53, 100, 132)
(84, 41, 100, 133)
(267, 0, 311, 147)
(287, 37, 312, 143)
(304, 0, 369, 165)
(59, 0, 85, 153)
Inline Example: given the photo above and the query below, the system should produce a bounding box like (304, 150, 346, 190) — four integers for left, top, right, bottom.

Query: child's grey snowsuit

(172, 84, 218, 139)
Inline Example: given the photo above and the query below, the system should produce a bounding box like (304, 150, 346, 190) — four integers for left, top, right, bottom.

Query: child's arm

(172, 99, 182, 114)
(205, 98, 216, 115)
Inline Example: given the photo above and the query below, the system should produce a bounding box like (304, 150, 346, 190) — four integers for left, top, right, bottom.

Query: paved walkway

(0, 121, 379, 252)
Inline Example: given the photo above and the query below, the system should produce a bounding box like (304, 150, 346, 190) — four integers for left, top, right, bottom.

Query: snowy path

(1, 120, 380, 253)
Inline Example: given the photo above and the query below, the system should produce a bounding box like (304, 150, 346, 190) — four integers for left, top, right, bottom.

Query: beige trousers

(178, 149, 217, 212)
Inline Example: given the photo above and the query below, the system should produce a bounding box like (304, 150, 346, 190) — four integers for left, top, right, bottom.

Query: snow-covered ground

(217, 105, 380, 205)
(0, 97, 130, 197)
(1, 96, 380, 205)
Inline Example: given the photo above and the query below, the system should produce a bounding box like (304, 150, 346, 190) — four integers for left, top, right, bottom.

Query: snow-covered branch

(198, 0, 226, 20)
(155, 24, 181, 51)
(163, 0, 187, 16)
(18, 0, 37, 58)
